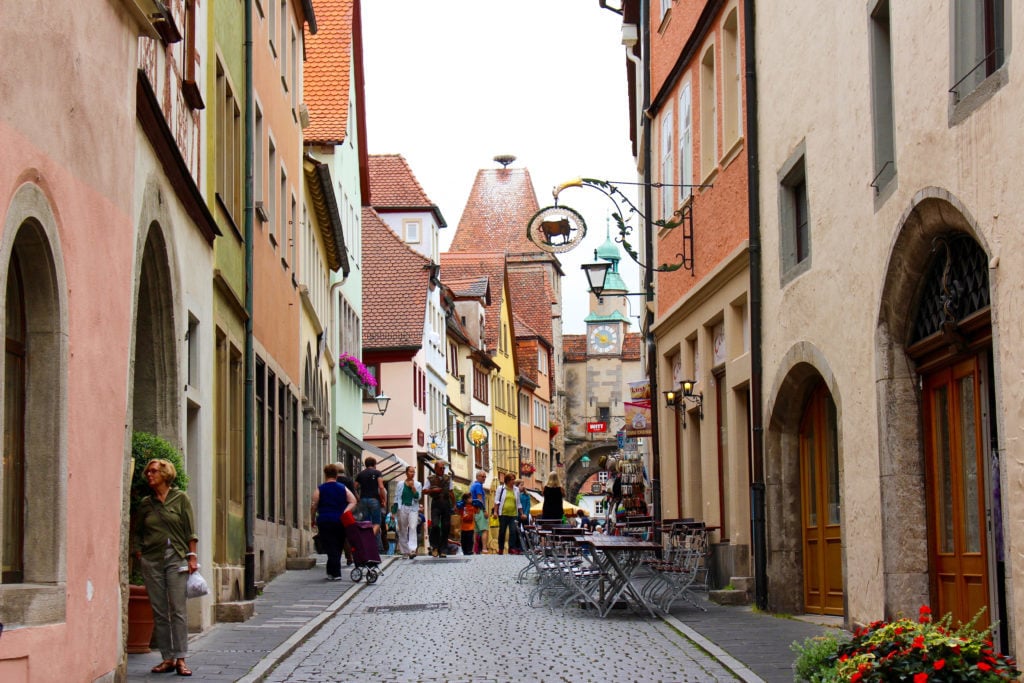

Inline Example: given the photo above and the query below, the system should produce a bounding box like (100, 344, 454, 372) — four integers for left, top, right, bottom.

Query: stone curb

(657, 610, 766, 683)
(235, 556, 399, 683)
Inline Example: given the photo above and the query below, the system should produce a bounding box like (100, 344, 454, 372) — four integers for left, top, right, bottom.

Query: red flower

(851, 673, 862, 683)
(934, 659, 945, 670)
(978, 662, 992, 672)
(914, 673, 928, 683)
(839, 654, 848, 663)
(912, 635, 925, 649)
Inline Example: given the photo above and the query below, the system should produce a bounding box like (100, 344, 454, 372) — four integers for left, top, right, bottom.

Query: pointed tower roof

(595, 226, 629, 294)
(450, 167, 542, 253)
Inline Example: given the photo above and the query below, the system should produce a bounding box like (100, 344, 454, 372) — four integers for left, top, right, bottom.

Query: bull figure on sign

(540, 217, 572, 245)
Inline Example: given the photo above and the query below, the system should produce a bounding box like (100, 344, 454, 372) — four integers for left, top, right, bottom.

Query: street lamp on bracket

(362, 392, 390, 428)
(526, 176, 711, 538)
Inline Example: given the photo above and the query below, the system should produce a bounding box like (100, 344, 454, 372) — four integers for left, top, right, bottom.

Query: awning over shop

(362, 441, 411, 482)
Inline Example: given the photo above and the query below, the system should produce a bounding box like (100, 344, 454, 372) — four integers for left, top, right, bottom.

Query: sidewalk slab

(664, 595, 846, 683)
(128, 556, 390, 681)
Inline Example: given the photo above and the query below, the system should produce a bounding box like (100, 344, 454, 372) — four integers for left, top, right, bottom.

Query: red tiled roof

(450, 168, 543, 254)
(440, 252, 508, 350)
(622, 332, 642, 360)
(368, 154, 435, 208)
(562, 332, 642, 362)
(515, 334, 539, 381)
(362, 207, 431, 349)
(304, 0, 355, 145)
(445, 276, 490, 301)
(563, 335, 588, 362)
(508, 269, 553, 346)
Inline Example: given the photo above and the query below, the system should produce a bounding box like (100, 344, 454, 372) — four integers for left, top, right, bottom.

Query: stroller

(345, 520, 383, 583)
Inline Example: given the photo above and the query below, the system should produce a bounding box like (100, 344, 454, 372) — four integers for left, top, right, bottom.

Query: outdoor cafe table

(577, 535, 662, 618)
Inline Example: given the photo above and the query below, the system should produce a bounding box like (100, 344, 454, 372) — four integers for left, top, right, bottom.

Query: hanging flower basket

(520, 463, 536, 476)
(549, 422, 560, 436)
(339, 353, 378, 391)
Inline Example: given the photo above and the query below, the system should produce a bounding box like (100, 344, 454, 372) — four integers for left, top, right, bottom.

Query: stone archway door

(799, 382, 843, 615)
(921, 354, 991, 630)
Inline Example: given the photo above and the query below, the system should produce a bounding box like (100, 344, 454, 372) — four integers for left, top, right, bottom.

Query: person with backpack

(355, 456, 387, 544)
(310, 463, 357, 581)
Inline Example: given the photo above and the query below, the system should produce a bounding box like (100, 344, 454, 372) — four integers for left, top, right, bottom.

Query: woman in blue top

(310, 463, 357, 580)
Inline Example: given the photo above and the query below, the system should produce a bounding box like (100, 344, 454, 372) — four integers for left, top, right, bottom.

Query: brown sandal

(175, 661, 192, 677)
(151, 661, 176, 674)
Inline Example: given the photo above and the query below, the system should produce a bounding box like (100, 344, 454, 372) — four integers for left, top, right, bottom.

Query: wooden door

(800, 383, 843, 615)
(922, 356, 990, 629)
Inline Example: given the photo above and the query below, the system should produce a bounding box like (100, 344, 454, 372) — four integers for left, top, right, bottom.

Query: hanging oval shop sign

(466, 423, 490, 447)
(526, 205, 587, 253)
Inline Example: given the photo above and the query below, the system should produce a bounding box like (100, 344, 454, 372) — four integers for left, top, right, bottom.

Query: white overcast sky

(361, 0, 642, 334)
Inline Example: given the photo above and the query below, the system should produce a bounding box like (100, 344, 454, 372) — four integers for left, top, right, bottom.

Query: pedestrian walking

(336, 463, 356, 565)
(458, 493, 476, 555)
(516, 479, 532, 544)
(470, 469, 487, 507)
(133, 458, 198, 677)
(493, 473, 523, 555)
(423, 461, 454, 557)
(310, 463, 357, 582)
(604, 459, 622, 533)
(355, 456, 387, 544)
(393, 466, 422, 558)
(541, 471, 565, 522)
(472, 500, 489, 554)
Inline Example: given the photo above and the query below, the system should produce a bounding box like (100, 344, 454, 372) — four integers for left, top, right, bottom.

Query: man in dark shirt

(355, 456, 387, 541)
(423, 461, 454, 557)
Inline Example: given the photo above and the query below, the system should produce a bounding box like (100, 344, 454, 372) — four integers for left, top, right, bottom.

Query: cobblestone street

(262, 555, 738, 683)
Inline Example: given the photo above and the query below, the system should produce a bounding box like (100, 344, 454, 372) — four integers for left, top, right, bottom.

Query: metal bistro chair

(641, 523, 708, 613)
(548, 536, 605, 613)
(516, 525, 544, 584)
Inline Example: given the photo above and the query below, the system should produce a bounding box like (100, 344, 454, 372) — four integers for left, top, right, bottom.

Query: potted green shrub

(127, 431, 189, 654)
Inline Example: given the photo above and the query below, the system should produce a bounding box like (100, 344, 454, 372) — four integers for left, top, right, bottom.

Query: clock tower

(585, 233, 630, 357)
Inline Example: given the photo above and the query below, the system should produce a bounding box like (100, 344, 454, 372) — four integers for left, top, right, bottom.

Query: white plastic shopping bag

(186, 570, 209, 599)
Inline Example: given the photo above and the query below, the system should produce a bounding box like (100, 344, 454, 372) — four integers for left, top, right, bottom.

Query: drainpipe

(639, 0, 662, 533)
(243, 0, 257, 601)
(744, 0, 767, 611)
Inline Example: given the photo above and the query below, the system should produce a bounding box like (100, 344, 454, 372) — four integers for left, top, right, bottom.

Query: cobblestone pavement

(261, 555, 739, 683)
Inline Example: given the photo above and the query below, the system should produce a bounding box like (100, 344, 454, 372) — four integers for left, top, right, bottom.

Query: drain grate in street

(366, 602, 449, 614)
(428, 558, 470, 563)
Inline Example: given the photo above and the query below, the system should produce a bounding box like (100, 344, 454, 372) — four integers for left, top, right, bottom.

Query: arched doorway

(799, 382, 842, 615)
(876, 191, 1004, 642)
(763, 347, 844, 616)
(132, 224, 179, 439)
(1, 210, 66, 616)
(908, 232, 997, 632)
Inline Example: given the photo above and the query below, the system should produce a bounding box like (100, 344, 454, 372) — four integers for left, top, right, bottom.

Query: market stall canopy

(529, 500, 585, 517)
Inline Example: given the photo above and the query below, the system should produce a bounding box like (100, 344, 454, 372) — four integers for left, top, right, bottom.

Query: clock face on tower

(589, 323, 620, 354)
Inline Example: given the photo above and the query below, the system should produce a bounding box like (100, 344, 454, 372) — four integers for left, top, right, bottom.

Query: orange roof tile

(514, 333, 539, 381)
(304, 0, 355, 145)
(563, 334, 588, 362)
(508, 269, 554, 347)
(362, 206, 431, 349)
(562, 332, 642, 362)
(440, 252, 508, 350)
(369, 154, 434, 207)
(450, 167, 543, 254)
